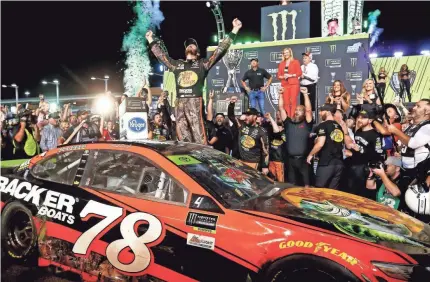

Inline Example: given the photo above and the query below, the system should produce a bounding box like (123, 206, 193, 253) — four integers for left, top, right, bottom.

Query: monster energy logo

(350, 58, 358, 67)
(268, 10, 298, 41)
(329, 45, 337, 53)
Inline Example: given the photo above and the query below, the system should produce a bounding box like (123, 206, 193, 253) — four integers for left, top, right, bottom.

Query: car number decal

(72, 200, 163, 274)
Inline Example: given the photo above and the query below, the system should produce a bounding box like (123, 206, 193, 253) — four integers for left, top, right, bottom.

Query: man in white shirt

(300, 52, 319, 111)
(388, 99, 430, 179)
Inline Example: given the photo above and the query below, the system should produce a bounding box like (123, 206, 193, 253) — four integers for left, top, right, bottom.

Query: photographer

(366, 157, 405, 209)
(12, 109, 40, 159)
(344, 106, 384, 197)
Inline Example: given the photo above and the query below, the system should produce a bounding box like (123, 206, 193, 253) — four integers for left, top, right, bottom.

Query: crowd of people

(1, 17, 429, 224)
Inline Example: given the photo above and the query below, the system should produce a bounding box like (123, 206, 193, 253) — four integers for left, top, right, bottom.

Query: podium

(119, 97, 148, 140)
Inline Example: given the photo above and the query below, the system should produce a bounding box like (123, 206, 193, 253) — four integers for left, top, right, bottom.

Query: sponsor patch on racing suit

(149, 33, 236, 144)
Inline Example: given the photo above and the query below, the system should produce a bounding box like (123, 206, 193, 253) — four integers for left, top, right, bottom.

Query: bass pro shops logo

(268, 10, 298, 41)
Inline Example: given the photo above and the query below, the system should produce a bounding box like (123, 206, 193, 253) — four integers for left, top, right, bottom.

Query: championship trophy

(222, 49, 244, 93)
(330, 72, 336, 83)
(389, 71, 416, 103)
(351, 85, 357, 96)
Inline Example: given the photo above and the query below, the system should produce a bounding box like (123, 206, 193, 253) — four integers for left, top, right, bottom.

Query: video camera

(17, 109, 38, 126)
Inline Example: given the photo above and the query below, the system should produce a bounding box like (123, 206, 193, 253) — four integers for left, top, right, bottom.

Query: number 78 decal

(72, 200, 163, 273)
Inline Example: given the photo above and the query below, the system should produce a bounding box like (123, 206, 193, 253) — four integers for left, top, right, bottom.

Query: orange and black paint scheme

(1, 141, 430, 282)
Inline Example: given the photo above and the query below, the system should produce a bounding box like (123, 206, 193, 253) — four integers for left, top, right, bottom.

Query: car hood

(246, 187, 430, 255)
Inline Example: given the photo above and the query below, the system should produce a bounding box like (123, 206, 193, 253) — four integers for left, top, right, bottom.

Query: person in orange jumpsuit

(277, 48, 302, 117)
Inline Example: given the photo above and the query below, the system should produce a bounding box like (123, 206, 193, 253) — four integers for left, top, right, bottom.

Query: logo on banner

(346, 71, 363, 81)
(346, 42, 361, 53)
(325, 86, 333, 95)
(330, 72, 336, 83)
(128, 117, 146, 133)
(270, 52, 283, 63)
(211, 79, 224, 87)
(268, 10, 298, 41)
(329, 45, 337, 53)
(325, 59, 342, 68)
(267, 68, 278, 75)
(215, 66, 220, 75)
(305, 46, 322, 55)
(245, 51, 258, 59)
(350, 58, 358, 67)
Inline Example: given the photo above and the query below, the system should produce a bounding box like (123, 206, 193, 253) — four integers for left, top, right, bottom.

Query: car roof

(58, 140, 208, 155)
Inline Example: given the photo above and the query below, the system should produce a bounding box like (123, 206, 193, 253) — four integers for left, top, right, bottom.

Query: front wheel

(265, 254, 360, 282)
(1, 201, 38, 264)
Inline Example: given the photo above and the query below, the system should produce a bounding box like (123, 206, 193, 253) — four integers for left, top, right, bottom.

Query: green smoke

(122, 1, 164, 96)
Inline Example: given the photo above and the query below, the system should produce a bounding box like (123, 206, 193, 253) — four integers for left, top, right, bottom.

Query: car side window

(31, 150, 84, 185)
(81, 150, 188, 205)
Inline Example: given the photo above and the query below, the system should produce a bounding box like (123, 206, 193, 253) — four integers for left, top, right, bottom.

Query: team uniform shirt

(228, 102, 269, 166)
(284, 117, 313, 157)
(150, 124, 170, 141)
(401, 122, 430, 169)
(242, 68, 271, 90)
(300, 62, 319, 86)
(208, 123, 233, 153)
(315, 120, 344, 166)
(102, 129, 119, 141)
(350, 129, 384, 165)
(150, 34, 234, 98)
(375, 178, 408, 210)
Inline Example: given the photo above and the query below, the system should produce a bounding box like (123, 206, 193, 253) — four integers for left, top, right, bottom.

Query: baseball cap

(77, 110, 89, 117)
(384, 103, 402, 123)
(358, 109, 377, 119)
(184, 38, 199, 51)
(48, 112, 60, 119)
(243, 108, 259, 116)
(215, 113, 225, 118)
(319, 104, 337, 114)
(250, 58, 259, 63)
(385, 156, 402, 167)
(302, 52, 313, 60)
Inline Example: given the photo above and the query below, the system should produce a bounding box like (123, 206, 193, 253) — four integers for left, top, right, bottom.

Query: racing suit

(149, 33, 236, 144)
(228, 102, 269, 170)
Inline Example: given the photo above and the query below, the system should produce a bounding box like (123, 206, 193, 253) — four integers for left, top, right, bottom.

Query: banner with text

(206, 34, 370, 116)
(261, 2, 310, 42)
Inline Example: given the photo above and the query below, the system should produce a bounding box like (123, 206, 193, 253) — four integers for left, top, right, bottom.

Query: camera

(364, 161, 387, 179)
(17, 109, 38, 126)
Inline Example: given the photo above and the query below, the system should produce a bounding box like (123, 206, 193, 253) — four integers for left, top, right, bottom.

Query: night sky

(2, 1, 430, 100)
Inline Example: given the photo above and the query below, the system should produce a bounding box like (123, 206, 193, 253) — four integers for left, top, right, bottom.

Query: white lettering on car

(0, 176, 76, 224)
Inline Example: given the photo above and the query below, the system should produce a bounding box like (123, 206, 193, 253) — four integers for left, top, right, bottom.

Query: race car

(1, 140, 430, 282)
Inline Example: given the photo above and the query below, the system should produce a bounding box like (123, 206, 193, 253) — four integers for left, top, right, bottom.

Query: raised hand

(300, 87, 308, 95)
(209, 90, 215, 99)
(145, 30, 154, 43)
(230, 96, 238, 104)
(232, 18, 242, 30)
(264, 113, 271, 120)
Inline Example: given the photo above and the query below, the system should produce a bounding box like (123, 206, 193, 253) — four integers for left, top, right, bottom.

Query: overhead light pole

(2, 83, 19, 107)
(91, 75, 109, 92)
(42, 79, 60, 105)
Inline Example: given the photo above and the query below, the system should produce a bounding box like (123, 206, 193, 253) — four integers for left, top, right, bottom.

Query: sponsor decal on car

(168, 155, 201, 165)
(187, 233, 215, 250)
(186, 212, 218, 234)
(0, 176, 76, 224)
(58, 144, 86, 152)
(279, 240, 358, 265)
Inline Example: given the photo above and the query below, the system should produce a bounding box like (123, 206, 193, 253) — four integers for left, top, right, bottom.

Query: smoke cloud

(368, 9, 383, 48)
(122, 1, 165, 96)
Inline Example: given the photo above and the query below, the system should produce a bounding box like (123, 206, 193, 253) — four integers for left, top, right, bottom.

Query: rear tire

(1, 201, 38, 265)
(265, 254, 360, 282)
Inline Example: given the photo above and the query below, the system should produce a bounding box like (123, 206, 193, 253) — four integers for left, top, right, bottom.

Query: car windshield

(161, 143, 276, 207)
